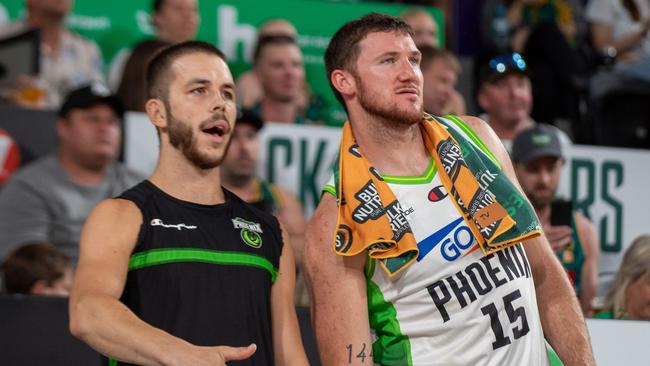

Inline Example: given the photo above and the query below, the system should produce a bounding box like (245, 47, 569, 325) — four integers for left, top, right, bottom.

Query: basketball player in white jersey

(305, 13, 595, 366)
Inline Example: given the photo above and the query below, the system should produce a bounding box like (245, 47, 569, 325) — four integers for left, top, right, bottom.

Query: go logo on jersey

(417, 217, 475, 262)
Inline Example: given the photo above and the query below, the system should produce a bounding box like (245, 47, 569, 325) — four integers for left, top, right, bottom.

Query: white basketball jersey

(324, 117, 549, 366)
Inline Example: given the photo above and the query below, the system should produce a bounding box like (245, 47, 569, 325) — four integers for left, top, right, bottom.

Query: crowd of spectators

(0, 0, 648, 333)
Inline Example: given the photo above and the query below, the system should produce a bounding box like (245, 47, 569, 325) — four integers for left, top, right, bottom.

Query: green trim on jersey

(128, 248, 278, 283)
(366, 259, 413, 366)
(108, 358, 117, 366)
(322, 184, 337, 197)
(547, 343, 564, 366)
(382, 157, 437, 185)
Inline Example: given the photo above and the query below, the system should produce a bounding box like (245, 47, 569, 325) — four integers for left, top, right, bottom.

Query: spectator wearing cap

(512, 124, 599, 316)
(0, 0, 105, 108)
(476, 52, 571, 151)
(0, 84, 143, 263)
(220, 109, 308, 305)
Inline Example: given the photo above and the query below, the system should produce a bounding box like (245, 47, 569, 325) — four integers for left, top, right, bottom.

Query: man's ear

(331, 69, 356, 100)
(145, 98, 167, 130)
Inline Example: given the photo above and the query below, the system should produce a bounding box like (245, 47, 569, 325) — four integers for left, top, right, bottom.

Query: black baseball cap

(58, 83, 125, 119)
(511, 124, 563, 163)
(236, 108, 264, 131)
(479, 52, 529, 85)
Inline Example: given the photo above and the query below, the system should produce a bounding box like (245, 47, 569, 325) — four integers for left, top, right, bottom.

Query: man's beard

(527, 186, 555, 209)
(165, 105, 231, 170)
(355, 75, 423, 126)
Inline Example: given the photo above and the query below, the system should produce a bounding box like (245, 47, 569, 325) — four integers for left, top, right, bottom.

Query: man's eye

(191, 87, 207, 95)
(222, 90, 235, 100)
(382, 58, 397, 64)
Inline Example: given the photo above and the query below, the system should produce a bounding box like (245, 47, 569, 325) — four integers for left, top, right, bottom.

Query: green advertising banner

(0, 0, 443, 126)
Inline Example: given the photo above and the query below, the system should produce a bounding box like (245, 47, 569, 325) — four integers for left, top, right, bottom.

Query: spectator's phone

(550, 200, 573, 226)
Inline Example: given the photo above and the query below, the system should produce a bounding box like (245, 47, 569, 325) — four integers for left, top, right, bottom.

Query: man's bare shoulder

(93, 198, 141, 218)
(83, 198, 142, 241)
(456, 115, 497, 141)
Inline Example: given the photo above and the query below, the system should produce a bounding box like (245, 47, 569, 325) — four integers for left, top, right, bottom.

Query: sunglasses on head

(488, 53, 527, 74)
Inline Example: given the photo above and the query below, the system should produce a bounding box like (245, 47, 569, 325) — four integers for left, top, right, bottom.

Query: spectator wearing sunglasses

(477, 53, 571, 151)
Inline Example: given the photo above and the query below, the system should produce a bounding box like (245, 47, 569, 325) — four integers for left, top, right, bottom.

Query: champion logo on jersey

(232, 217, 263, 248)
(150, 219, 197, 230)
(417, 217, 476, 262)
(428, 185, 448, 202)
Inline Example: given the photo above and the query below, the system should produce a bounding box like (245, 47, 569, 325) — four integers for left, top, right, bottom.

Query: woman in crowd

(597, 234, 650, 320)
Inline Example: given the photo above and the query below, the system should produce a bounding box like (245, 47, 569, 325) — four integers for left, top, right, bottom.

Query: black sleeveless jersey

(111, 180, 283, 366)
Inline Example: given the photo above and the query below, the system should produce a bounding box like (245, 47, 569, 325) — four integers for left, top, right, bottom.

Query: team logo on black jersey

(232, 217, 263, 248)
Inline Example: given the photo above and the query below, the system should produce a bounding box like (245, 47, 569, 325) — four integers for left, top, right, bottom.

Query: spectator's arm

(305, 193, 371, 366)
(591, 21, 649, 55)
(575, 212, 599, 316)
(0, 179, 51, 259)
(460, 116, 596, 366)
(69, 199, 255, 366)
(271, 224, 309, 365)
(275, 186, 307, 269)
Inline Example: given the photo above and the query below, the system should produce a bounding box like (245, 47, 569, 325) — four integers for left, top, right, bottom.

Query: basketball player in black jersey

(69, 41, 308, 366)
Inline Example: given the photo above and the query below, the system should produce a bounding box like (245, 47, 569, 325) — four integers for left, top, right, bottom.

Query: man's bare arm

(276, 186, 307, 270)
(271, 224, 309, 365)
(69, 199, 255, 366)
(462, 116, 596, 366)
(305, 193, 372, 365)
(575, 213, 600, 316)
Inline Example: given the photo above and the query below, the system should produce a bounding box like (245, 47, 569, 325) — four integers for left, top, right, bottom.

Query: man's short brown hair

(324, 13, 414, 108)
(146, 40, 226, 105)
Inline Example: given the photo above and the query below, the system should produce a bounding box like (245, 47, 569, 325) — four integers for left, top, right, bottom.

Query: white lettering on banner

(218, 5, 256, 62)
(559, 145, 650, 298)
(296, 35, 331, 49)
(135, 10, 155, 35)
(0, 136, 10, 168)
(66, 15, 111, 31)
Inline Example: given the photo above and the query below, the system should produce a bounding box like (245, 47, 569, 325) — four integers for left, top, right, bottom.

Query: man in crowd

(400, 7, 439, 48)
(109, 0, 200, 90)
(252, 35, 308, 124)
(0, 83, 142, 263)
(476, 53, 570, 150)
(419, 45, 465, 116)
(512, 124, 599, 315)
(220, 109, 308, 305)
(236, 19, 298, 109)
(69, 41, 307, 365)
(0, 0, 104, 108)
(306, 13, 594, 365)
